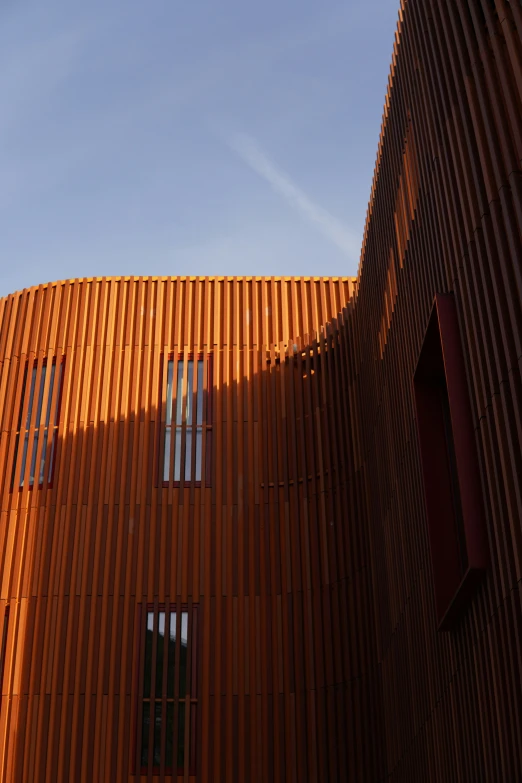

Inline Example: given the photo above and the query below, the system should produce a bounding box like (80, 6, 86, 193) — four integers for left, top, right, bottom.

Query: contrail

(228, 132, 360, 260)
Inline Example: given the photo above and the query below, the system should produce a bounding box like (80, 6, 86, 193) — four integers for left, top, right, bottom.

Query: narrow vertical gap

(172, 606, 182, 776)
(153, 611, 165, 769)
(178, 610, 188, 774)
(167, 608, 177, 773)
(196, 357, 204, 482)
(11, 364, 28, 490)
(160, 609, 171, 776)
(29, 363, 47, 487)
(185, 358, 194, 482)
(141, 611, 154, 769)
(19, 364, 37, 487)
(39, 361, 56, 485)
(189, 606, 199, 775)
(174, 359, 184, 482)
(144, 610, 156, 771)
(164, 358, 174, 483)
(48, 359, 64, 485)
(0, 606, 10, 713)
(205, 354, 213, 487)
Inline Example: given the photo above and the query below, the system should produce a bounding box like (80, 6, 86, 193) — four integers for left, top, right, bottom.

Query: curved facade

(0, 277, 368, 782)
(1, 0, 522, 780)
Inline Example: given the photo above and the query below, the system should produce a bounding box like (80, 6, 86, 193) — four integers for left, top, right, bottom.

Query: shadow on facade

(3, 319, 383, 782)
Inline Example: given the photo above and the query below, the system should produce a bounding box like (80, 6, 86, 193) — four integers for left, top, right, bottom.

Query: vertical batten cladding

(351, 0, 522, 780)
(0, 0, 520, 778)
(0, 276, 373, 782)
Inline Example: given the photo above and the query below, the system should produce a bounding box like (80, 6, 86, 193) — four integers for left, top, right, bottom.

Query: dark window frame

(413, 294, 488, 630)
(159, 352, 213, 489)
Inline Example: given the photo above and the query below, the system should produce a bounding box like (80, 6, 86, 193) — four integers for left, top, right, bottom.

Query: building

(1, 1, 521, 780)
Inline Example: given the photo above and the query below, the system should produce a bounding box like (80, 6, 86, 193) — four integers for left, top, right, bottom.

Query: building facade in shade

(1, 0, 522, 780)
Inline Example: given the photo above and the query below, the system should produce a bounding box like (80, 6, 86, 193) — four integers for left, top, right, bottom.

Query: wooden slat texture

(349, 0, 522, 779)
(0, 277, 367, 782)
(1, 0, 522, 779)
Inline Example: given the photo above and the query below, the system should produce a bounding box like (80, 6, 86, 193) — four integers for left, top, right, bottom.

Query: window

(414, 294, 488, 629)
(11, 357, 64, 490)
(0, 606, 9, 713)
(162, 354, 212, 486)
(136, 604, 199, 777)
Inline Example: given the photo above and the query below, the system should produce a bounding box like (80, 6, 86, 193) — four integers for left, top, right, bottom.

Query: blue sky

(0, 0, 398, 298)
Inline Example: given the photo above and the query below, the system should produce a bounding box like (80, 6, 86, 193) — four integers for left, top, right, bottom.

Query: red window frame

(413, 294, 488, 630)
(159, 352, 213, 489)
(11, 356, 65, 492)
(133, 602, 199, 778)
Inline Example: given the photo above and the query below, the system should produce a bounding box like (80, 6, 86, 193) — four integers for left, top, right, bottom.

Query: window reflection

(140, 606, 197, 776)
(162, 357, 211, 485)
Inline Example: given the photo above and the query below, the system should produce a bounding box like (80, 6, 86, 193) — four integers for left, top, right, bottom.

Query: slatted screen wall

(0, 277, 373, 783)
(1, 0, 522, 780)
(347, 0, 522, 779)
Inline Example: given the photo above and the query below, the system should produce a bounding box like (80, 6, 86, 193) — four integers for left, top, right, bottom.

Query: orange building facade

(1, 0, 522, 781)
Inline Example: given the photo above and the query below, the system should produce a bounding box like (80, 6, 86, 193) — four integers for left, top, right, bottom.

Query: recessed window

(137, 604, 198, 777)
(162, 354, 212, 486)
(414, 294, 488, 629)
(11, 358, 64, 490)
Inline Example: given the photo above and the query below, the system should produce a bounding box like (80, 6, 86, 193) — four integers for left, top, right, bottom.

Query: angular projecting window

(162, 354, 212, 486)
(137, 605, 199, 777)
(11, 358, 64, 490)
(414, 294, 488, 630)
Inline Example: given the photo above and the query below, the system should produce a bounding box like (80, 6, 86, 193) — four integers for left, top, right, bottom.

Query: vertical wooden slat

(0, 7, 521, 778)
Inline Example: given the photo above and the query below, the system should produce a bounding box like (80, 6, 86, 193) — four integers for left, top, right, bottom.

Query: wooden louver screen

(138, 604, 198, 776)
(11, 357, 64, 490)
(0, 606, 9, 714)
(162, 354, 212, 486)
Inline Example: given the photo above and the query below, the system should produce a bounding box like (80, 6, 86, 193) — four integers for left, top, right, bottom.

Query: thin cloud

(227, 132, 360, 261)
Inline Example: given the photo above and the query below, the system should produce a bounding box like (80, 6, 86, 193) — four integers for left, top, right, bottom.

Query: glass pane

(165, 701, 174, 769)
(163, 428, 171, 482)
(153, 701, 162, 767)
(175, 362, 184, 425)
(16, 365, 28, 430)
(174, 429, 182, 482)
(179, 612, 188, 698)
(177, 701, 185, 772)
(34, 364, 47, 428)
(195, 428, 202, 482)
(25, 366, 37, 428)
(156, 612, 165, 697)
(39, 429, 49, 484)
(44, 363, 56, 427)
(48, 433, 56, 483)
(185, 428, 192, 482)
(19, 432, 29, 486)
(196, 360, 204, 425)
(144, 612, 154, 698)
(53, 362, 63, 427)
(167, 612, 176, 698)
(186, 359, 194, 425)
(141, 701, 150, 768)
(166, 359, 174, 426)
(29, 431, 39, 487)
